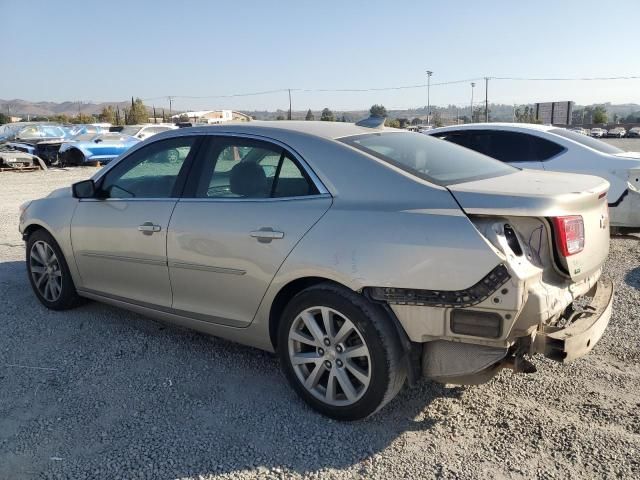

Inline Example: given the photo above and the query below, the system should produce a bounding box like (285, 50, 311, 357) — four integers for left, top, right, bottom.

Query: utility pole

(426, 71, 433, 125)
(484, 77, 490, 122)
(168, 96, 174, 117)
(288, 89, 292, 120)
(470, 82, 475, 123)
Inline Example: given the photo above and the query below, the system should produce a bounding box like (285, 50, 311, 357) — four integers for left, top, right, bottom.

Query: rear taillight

(552, 216, 584, 257)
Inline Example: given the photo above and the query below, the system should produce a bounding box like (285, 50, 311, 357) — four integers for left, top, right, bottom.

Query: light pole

(470, 82, 475, 123)
(426, 70, 433, 125)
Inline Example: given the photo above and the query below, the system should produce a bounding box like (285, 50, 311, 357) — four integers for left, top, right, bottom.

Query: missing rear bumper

(534, 278, 614, 362)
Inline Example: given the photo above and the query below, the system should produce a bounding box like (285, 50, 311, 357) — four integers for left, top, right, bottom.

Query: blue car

(58, 132, 140, 166)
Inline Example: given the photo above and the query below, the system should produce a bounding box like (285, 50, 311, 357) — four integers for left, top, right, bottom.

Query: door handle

(138, 222, 161, 234)
(250, 228, 284, 243)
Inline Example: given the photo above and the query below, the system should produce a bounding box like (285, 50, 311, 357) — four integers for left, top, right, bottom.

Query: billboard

(534, 101, 574, 125)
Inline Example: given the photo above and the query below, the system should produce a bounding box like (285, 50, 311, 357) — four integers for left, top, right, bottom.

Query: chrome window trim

(177, 193, 332, 204)
(78, 198, 178, 202)
(93, 130, 330, 197)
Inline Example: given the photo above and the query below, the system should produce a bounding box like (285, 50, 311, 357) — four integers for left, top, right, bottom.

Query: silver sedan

(20, 120, 614, 420)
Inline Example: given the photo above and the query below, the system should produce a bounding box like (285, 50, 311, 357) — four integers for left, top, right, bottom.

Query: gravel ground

(0, 164, 639, 480)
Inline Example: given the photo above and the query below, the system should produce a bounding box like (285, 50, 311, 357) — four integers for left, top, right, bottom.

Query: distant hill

(0, 99, 133, 118)
(2, 98, 639, 124)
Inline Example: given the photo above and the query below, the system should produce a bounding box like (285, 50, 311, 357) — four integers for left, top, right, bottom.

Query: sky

(1, 0, 639, 112)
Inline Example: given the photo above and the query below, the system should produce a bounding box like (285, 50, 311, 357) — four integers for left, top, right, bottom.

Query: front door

(71, 136, 200, 307)
(167, 135, 331, 326)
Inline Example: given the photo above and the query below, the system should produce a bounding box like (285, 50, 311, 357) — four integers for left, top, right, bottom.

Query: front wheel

(26, 229, 82, 310)
(278, 283, 406, 420)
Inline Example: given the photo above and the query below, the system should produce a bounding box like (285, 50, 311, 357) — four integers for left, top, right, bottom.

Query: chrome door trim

(168, 261, 246, 276)
(79, 251, 167, 266)
(93, 131, 330, 196)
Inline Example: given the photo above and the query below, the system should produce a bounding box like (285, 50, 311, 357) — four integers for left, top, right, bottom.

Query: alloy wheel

(288, 306, 372, 406)
(29, 240, 63, 302)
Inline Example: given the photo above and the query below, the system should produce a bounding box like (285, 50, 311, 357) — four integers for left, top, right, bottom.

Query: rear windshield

(339, 132, 516, 186)
(550, 128, 623, 154)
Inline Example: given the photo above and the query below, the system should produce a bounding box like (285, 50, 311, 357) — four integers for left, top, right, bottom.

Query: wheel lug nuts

(336, 345, 343, 353)
(336, 359, 343, 367)
(323, 338, 331, 346)
(324, 360, 332, 369)
(318, 348, 324, 356)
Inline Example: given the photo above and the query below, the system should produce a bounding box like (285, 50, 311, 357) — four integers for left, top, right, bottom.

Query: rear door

(167, 135, 332, 327)
(71, 136, 200, 307)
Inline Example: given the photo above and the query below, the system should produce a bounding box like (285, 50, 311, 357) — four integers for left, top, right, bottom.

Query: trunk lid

(448, 169, 610, 280)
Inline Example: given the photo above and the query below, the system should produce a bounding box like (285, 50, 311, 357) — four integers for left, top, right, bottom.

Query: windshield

(550, 128, 623, 154)
(120, 126, 141, 136)
(339, 132, 517, 186)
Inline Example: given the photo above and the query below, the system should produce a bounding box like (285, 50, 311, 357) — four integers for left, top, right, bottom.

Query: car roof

(427, 123, 557, 134)
(169, 120, 398, 140)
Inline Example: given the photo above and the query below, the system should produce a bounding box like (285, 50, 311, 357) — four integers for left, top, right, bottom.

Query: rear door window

(186, 137, 318, 199)
(436, 130, 564, 163)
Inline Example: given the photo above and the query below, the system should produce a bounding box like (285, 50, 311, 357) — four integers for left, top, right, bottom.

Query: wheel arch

(22, 222, 50, 241)
(268, 276, 353, 350)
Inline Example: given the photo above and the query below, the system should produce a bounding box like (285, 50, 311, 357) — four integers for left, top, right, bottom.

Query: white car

(427, 123, 640, 231)
(569, 127, 588, 135)
(120, 124, 177, 141)
(590, 128, 607, 138)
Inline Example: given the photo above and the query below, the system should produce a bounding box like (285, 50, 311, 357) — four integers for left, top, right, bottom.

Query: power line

(136, 74, 640, 107)
(493, 75, 640, 81)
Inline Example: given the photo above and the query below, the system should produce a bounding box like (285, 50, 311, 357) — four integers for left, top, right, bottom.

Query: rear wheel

(26, 229, 82, 310)
(278, 283, 406, 420)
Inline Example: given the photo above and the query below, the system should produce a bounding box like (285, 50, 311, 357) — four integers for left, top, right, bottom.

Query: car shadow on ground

(0, 259, 463, 479)
(624, 266, 640, 290)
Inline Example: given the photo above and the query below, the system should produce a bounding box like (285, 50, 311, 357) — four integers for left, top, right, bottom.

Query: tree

(384, 118, 401, 128)
(276, 115, 286, 120)
(433, 111, 443, 128)
(305, 109, 314, 121)
(126, 97, 149, 124)
(99, 105, 116, 124)
(0, 112, 9, 124)
(397, 118, 409, 129)
(320, 108, 334, 121)
(369, 104, 387, 118)
(515, 105, 536, 123)
(593, 105, 607, 124)
(410, 117, 421, 126)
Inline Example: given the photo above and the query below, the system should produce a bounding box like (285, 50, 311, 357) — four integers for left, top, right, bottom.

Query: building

(170, 110, 251, 124)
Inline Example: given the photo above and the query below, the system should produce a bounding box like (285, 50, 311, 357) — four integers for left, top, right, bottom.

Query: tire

(26, 229, 82, 310)
(277, 283, 406, 420)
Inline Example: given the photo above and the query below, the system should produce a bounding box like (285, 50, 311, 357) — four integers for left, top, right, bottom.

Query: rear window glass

(550, 128, 623, 154)
(339, 132, 516, 186)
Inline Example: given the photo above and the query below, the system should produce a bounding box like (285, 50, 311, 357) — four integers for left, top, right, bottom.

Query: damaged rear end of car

(341, 131, 614, 386)
(416, 170, 612, 384)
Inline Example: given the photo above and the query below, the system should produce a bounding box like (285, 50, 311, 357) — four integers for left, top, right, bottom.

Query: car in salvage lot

(19, 121, 613, 420)
(426, 123, 640, 232)
(58, 132, 140, 166)
(0, 122, 67, 165)
(607, 127, 626, 138)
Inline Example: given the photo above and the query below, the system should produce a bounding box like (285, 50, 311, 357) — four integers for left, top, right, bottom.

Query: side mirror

(72, 179, 96, 199)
